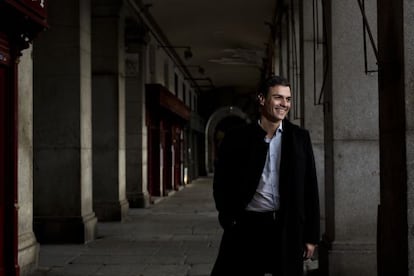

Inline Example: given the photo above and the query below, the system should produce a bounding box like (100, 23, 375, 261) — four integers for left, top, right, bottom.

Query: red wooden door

(173, 126, 181, 190)
(147, 120, 161, 197)
(161, 120, 173, 194)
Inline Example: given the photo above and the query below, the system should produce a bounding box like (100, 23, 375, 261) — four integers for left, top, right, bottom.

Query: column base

(94, 199, 129, 221)
(18, 232, 39, 276)
(320, 241, 377, 276)
(33, 212, 97, 244)
(127, 192, 150, 208)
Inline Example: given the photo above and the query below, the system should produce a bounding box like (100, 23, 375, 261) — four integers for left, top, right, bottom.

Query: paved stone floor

(30, 177, 222, 276)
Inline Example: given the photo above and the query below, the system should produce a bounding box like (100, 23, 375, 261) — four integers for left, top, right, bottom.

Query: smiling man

(211, 75, 320, 276)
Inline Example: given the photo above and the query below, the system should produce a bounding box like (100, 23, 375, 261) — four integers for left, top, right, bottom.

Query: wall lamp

(176, 65, 205, 74)
(158, 45, 193, 59)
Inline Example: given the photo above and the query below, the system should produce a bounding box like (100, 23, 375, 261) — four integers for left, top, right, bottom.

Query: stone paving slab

(29, 177, 221, 276)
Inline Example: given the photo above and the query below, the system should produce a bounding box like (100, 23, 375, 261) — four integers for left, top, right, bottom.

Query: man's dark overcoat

(212, 119, 320, 276)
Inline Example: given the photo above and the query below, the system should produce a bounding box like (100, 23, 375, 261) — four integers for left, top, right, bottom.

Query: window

(164, 60, 169, 88)
(182, 83, 186, 102)
(149, 44, 156, 82)
(174, 73, 178, 95)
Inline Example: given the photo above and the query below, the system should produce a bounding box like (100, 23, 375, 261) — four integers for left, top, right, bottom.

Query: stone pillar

(17, 46, 39, 275)
(405, 1, 414, 274)
(278, 9, 289, 79)
(405, 2, 414, 274)
(125, 43, 150, 208)
(92, 1, 129, 220)
(301, 0, 325, 248)
(33, 0, 97, 243)
(323, 1, 379, 275)
(287, 0, 301, 126)
(377, 0, 411, 275)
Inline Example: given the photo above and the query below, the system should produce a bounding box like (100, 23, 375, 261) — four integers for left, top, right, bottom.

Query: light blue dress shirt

(246, 121, 283, 212)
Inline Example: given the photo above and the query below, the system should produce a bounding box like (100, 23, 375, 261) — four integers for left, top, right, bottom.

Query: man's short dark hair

(258, 75, 291, 97)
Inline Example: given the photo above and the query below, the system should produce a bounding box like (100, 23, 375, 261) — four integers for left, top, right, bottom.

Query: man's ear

(257, 93, 265, 105)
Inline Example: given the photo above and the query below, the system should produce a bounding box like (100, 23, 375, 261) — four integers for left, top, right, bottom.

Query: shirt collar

(278, 121, 284, 132)
(257, 120, 284, 137)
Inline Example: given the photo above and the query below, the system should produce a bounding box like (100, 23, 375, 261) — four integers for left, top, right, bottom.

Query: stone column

(33, 0, 97, 243)
(92, 1, 129, 220)
(377, 1, 411, 275)
(287, 0, 301, 126)
(301, 0, 325, 249)
(405, 1, 414, 274)
(125, 42, 150, 208)
(323, 0, 379, 275)
(17, 46, 39, 274)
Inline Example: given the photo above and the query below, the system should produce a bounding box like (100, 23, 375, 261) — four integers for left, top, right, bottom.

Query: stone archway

(205, 106, 251, 174)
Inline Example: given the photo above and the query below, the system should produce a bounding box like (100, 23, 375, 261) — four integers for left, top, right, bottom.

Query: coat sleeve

(212, 134, 230, 213)
(213, 130, 233, 222)
(212, 130, 238, 228)
(303, 130, 320, 244)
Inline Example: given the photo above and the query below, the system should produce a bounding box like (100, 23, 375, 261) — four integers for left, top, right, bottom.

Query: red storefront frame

(4, 0, 48, 23)
(0, 32, 19, 276)
(146, 84, 190, 200)
(0, 53, 7, 276)
(0, 65, 4, 276)
(0, 1, 47, 275)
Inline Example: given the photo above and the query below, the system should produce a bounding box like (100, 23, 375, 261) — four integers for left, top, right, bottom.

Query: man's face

(259, 85, 291, 123)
